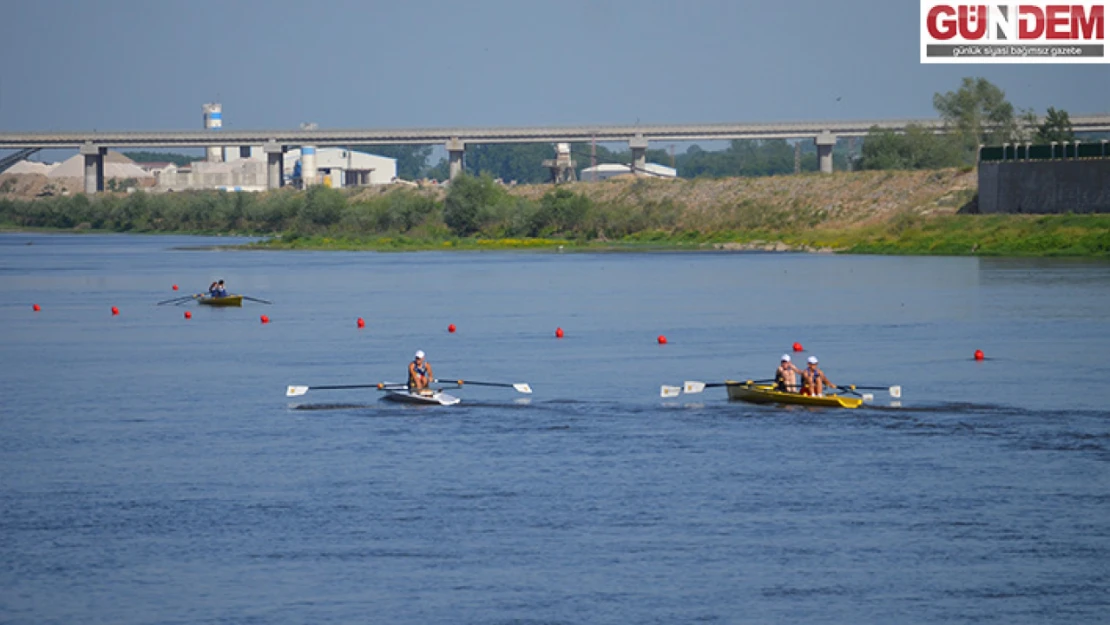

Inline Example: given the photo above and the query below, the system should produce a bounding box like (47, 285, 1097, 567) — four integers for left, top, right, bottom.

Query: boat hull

(725, 382, 862, 409)
(198, 295, 243, 307)
(382, 389, 461, 406)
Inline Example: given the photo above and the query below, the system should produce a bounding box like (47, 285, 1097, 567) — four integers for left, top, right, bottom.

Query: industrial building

(283, 148, 396, 188)
(579, 162, 677, 181)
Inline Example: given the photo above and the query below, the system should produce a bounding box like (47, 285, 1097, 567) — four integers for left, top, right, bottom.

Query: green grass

(237, 215, 1110, 257)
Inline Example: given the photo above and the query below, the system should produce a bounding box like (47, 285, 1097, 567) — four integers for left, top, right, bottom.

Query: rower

(774, 354, 802, 392)
(208, 279, 228, 297)
(408, 350, 433, 395)
(801, 356, 835, 396)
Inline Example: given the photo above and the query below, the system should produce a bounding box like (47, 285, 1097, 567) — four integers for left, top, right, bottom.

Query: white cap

(807, 356, 818, 364)
(414, 350, 425, 359)
(781, 354, 791, 362)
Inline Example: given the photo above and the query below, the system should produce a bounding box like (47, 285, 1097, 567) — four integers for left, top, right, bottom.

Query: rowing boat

(725, 381, 863, 409)
(198, 294, 244, 307)
(381, 388, 461, 406)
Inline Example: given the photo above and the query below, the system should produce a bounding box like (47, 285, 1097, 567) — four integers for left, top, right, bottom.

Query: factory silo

(301, 146, 317, 187)
(203, 103, 223, 163)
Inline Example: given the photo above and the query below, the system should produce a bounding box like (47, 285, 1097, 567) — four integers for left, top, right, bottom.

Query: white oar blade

(661, 385, 682, 398)
(862, 393, 875, 402)
(286, 385, 309, 397)
(513, 383, 533, 394)
(889, 385, 902, 399)
(684, 381, 707, 394)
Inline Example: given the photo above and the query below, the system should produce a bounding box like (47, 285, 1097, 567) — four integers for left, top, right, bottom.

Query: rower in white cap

(801, 355, 836, 396)
(775, 354, 803, 393)
(408, 350, 434, 394)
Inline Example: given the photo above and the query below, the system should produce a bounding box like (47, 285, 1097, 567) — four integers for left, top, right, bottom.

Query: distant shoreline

(3, 169, 1108, 257)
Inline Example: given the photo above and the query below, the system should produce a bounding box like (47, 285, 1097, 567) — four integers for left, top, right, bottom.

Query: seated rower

(214, 279, 228, 298)
(408, 350, 434, 395)
(801, 356, 836, 396)
(774, 354, 802, 392)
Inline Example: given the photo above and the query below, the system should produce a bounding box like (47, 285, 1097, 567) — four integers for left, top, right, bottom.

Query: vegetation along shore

(2, 169, 1108, 257)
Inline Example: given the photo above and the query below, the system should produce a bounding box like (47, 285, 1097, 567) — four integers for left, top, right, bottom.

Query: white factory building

(283, 148, 397, 188)
(152, 147, 397, 192)
(579, 162, 677, 181)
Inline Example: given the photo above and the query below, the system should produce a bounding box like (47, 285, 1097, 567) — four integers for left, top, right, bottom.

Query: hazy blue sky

(1, 0, 1107, 132)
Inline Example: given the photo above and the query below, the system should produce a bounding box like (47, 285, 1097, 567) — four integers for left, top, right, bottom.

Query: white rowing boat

(285, 379, 530, 406)
(381, 388, 461, 406)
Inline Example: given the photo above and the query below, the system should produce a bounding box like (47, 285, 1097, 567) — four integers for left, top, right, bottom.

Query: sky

(0, 0, 1108, 133)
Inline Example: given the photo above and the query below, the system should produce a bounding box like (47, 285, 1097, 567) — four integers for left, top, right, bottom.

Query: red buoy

(357, 317, 365, 329)
(260, 315, 270, 324)
(111, 306, 119, 316)
(32, 304, 40, 312)
(184, 311, 192, 320)
(793, 342, 803, 352)
(657, 335, 667, 344)
(172, 284, 179, 291)
(974, 349, 984, 361)
(448, 323, 456, 333)
(555, 327, 564, 338)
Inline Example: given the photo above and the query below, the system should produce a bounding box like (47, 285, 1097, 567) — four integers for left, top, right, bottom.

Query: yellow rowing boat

(725, 381, 863, 409)
(198, 294, 244, 307)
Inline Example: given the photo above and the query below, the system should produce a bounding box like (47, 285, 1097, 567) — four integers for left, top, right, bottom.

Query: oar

(286, 383, 403, 397)
(174, 294, 205, 306)
(156, 294, 198, 305)
(439, 379, 533, 394)
(661, 385, 682, 398)
(682, 379, 775, 394)
(242, 295, 273, 304)
(842, 384, 902, 398)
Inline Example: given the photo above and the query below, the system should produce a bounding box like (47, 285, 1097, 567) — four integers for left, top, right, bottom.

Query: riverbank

(245, 213, 1110, 256)
(3, 169, 1109, 256)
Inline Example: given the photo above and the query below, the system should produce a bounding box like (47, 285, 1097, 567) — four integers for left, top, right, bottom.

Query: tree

(443, 174, 504, 236)
(857, 125, 964, 170)
(355, 145, 432, 180)
(465, 143, 556, 184)
(1036, 107, 1076, 144)
(933, 77, 1022, 158)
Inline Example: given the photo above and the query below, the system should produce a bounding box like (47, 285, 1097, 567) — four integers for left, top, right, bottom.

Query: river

(1, 233, 1108, 624)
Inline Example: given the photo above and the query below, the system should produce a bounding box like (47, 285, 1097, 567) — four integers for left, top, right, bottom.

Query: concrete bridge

(3, 115, 1109, 193)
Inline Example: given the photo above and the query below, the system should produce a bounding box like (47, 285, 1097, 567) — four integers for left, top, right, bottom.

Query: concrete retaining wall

(978, 160, 1110, 214)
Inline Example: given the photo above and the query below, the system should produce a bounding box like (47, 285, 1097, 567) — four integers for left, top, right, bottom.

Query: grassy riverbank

(3, 169, 1109, 256)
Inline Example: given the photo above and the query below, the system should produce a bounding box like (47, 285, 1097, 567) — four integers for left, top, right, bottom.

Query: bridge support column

(814, 132, 836, 174)
(264, 142, 284, 190)
(80, 143, 105, 194)
(447, 138, 465, 179)
(629, 135, 648, 174)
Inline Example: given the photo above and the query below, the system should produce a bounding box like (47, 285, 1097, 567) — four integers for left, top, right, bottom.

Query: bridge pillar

(79, 143, 105, 194)
(264, 142, 284, 190)
(447, 138, 465, 179)
(814, 132, 836, 174)
(629, 135, 648, 174)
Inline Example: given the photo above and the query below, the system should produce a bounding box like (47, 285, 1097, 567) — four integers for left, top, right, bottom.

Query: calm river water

(1, 233, 1108, 624)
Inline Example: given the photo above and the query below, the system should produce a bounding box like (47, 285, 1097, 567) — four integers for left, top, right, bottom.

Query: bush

(444, 174, 507, 236)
